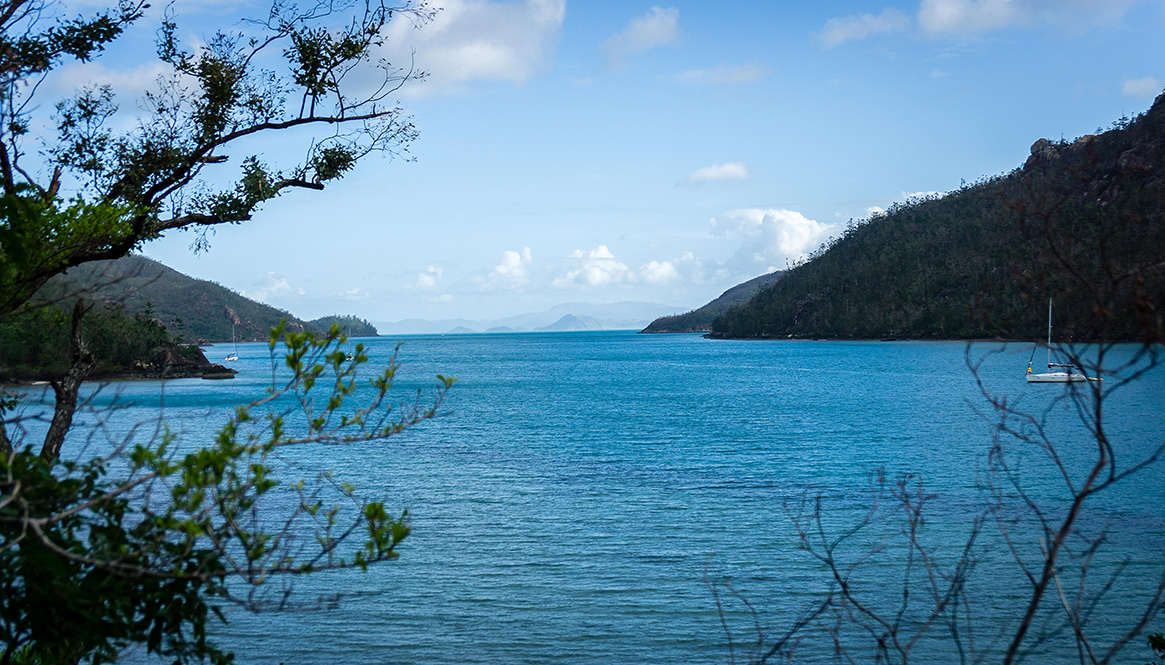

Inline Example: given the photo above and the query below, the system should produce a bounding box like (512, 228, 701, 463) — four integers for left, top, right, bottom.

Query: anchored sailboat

(1026, 298, 1085, 383)
(224, 323, 239, 362)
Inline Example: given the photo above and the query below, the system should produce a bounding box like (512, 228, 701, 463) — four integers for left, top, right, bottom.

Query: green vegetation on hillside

(44, 255, 310, 343)
(307, 315, 379, 337)
(712, 97, 1165, 341)
(0, 301, 211, 382)
(642, 271, 784, 333)
(45, 255, 380, 342)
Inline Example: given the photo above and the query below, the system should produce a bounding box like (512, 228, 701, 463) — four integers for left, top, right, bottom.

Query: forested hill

(641, 271, 783, 333)
(711, 94, 1165, 342)
(43, 255, 377, 342)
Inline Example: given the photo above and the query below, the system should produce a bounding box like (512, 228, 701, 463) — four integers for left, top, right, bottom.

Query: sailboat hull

(1026, 372, 1086, 383)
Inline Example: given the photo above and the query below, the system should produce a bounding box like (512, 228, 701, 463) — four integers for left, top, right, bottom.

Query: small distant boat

(224, 323, 239, 363)
(1026, 298, 1086, 383)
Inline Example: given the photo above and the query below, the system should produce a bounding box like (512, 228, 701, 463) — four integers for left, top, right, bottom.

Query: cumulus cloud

(552, 245, 633, 288)
(411, 265, 443, 290)
(379, 0, 565, 96)
(676, 64, 769, 85)
(243, 272, 305, 302)
(639, 260, 680, 284)
(1123, 76, 1162, 99)
(550, 245, 706, 288)
(686, 162, 748, 185)
(711, 208, 837, 274)
(819, 8, 911, 48)
(601, 6, 680, 69)
(638, 252, 705, 285)
(483, 247, 533, 289)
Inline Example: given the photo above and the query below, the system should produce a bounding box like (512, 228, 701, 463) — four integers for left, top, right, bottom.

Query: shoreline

(1, 364, 237, 387)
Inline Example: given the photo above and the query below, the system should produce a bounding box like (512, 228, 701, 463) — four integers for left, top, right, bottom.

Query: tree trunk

(40, 299, 94, 463)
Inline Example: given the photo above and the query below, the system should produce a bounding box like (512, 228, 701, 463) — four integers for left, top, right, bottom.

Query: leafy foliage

(0, 300, 188, 382)
(0, 0, 433, 317)
(1, 325, 453, 663)
(0, 2, 444, 662)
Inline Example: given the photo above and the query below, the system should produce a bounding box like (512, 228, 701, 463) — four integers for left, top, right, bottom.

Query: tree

(1, 0, 430, 316)
(2, 328, 455, 663)
(707, 117, 1165, 664)
(1, 1, 450, 662)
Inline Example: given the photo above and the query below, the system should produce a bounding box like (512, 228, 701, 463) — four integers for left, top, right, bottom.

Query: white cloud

(676, 64, 769, 85)
(552, 245, 633, 288)
(918, 0, 1136, 36)
(46, 61, 173, 101)
(483, 247, 533, 289)
(637, 252, 705, 285)
(918, 0, 1023, 34)
(335, 287, 370, 301)
(711, 208, 837, 274)
(379, 0, 565, 96)
(242, 272, 305, 302)
(819, 8, 911, 48)
(901, 190, 943, 200)
(865, 206, 886, 218)
(601, 6, 680, 69)
(820, 1, 1136, 44)
(1122, 76, 1162, 99)
(411, 265, 443, 290)
(639, 260, 680, 285)
(686, 162, 748, 185)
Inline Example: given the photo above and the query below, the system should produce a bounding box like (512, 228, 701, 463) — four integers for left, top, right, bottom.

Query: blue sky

(54, 0, 1165, 321)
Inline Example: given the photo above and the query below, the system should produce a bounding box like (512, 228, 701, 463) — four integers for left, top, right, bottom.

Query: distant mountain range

(372, 301, 684, 335)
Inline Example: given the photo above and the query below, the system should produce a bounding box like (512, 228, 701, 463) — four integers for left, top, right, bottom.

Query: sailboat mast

(1046, 298, 1053, 367)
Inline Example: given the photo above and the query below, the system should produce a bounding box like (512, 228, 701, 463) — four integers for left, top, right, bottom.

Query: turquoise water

(20, 332, 1165, 663)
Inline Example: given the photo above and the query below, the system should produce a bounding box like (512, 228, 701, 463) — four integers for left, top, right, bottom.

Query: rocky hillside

(711, 95, 1165, 342)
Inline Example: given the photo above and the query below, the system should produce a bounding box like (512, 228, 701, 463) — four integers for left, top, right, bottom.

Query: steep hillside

(712, 95, 1165, 342)
(41, 255, 371, 342)
(641, 271, 783, 333)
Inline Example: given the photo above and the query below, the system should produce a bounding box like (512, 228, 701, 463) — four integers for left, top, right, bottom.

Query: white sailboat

(1026, 298, 1085, 383)
(224, 323, 239, 362)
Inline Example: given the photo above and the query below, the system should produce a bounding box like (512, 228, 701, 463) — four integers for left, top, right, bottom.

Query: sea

(14, 331, 1165, 664)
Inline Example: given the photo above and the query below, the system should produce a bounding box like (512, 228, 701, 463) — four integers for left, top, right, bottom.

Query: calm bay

(31, 331, 1165, 663)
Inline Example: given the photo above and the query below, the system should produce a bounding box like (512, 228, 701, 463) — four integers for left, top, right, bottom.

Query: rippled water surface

(40, 332, 1165, 663)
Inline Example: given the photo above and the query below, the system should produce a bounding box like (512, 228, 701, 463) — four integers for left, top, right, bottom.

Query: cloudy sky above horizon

(58, 0, 1165, 321)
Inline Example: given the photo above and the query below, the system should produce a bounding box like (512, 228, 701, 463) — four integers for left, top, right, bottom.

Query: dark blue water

(21, 332, 1165, 663)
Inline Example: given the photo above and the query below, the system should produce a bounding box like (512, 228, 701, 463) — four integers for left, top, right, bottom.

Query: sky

(45, 0, 1165, 322)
